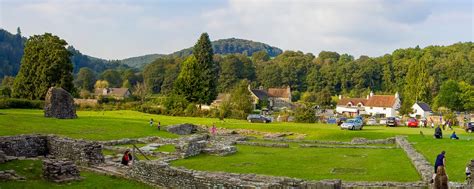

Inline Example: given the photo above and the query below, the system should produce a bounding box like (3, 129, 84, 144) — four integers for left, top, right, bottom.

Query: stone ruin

(468, 160, 474, 187)
(166, 123, 199, 135)
(43, 159, 82, 183)
(0, 170, 25, 181)
(44, 87, 77, 119)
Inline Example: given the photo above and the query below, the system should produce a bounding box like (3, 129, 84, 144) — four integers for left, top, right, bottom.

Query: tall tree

(74, 67, 96, 91)
(100, 69, 122, 88)
(174, 33, 218, 105)
(12, 33, 74, 99)
(434, 80, 462, 111)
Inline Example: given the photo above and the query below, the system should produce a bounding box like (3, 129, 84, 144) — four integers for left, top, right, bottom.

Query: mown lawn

(0, 109, 472, 182)
(0, 160, 151, 189)
(172, 145, 419, 182)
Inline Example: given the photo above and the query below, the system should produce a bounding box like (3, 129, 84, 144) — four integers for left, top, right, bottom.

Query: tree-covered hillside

(0, 28, 25, 78)
(0, 29, 128, 77)
(121, 38, 283, 68)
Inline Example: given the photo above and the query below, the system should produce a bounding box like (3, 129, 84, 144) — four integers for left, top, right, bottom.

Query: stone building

(94, 88, 131, 100)
(336, 91, 401, 118)
(248, 86, 293, 110)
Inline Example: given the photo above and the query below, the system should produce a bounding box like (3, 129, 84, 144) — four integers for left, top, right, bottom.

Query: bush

(0, 98, 44, 109)
(136, 105, 165, 115)
(294, 105, 316, 123)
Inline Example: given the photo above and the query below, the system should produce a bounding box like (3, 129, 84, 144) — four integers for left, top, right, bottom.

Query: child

(149, 118, 154, 127)
(157, 121, 161, 131)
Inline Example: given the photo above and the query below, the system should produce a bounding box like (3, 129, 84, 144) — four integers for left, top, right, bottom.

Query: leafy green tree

(251, 50, 270, 62)
(12, 33, 74, 99)
(294, 104, 316, 123)
(218, 55, 244, 92)
(100, 69, 122, 88)
(434, 80, 462, 111)
(229, 80, 254, 119)
(174, 33, 218, 105)
(94, 80, 109, 89)
(143, 59, 166, 93)
(458, 82, 474, 111)
(74, 67, 96, 91)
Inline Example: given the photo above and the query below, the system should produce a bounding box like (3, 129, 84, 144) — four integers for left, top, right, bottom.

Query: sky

(0, 0, 472, 60)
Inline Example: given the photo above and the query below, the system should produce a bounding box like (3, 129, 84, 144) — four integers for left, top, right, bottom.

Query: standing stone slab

(44, 87, 77, 119)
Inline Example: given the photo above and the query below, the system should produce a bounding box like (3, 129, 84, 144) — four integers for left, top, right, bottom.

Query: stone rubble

(0, 169, 26, 181)
(44, 87, 77, 119)
(42, 158, 82, 183)
(166, 123, 199, 135)
(395, 136, 433, 183)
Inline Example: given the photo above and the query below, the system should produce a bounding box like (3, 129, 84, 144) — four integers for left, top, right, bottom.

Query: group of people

(432, 151, 471, 189)
(149, 118, 161, 130)
(434, 125, 459, 140)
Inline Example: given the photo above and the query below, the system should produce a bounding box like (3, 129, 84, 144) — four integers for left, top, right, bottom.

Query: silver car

(341, 119, 363, 130)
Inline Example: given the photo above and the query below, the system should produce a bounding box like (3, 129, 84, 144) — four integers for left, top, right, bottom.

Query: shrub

(294, 105, 316, 123)
(0, 98, 44, 109)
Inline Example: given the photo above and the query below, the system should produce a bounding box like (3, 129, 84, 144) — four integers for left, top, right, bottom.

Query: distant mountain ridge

(120, 38, 283, 68)
(0, 29, 283, 75)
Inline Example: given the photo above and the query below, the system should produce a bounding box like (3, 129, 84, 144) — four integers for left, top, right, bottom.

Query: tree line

(1, 31, 473, 114)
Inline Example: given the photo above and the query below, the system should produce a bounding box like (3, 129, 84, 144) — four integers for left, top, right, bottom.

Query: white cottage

(409, 102, 432, 119)
(336, 92, 401, 117)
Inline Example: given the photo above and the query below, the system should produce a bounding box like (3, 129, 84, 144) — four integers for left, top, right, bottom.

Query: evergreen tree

(174, 33, 217, 105)
(74, 67, 96, 91)
(12, 33, 74, 99)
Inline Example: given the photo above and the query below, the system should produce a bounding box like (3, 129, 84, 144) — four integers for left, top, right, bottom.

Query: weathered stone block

(166, 123, 198, 135)
(43, 159, 81, 183)
(44, 87, 77, 119)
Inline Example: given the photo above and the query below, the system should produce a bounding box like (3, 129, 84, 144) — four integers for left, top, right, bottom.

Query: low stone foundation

(300, 144, 397, 149)
(43, 159, 81, 183)
(263, 137, 396, 145)
(0, 170, 25, 181)
(0, 135, 104, 166)
(166, 123, 199, 135)
(48, 136, 104, 166)
(395, 136, 433, 183)
(235, 141, 290, 148)
(129, 161, 342, 188)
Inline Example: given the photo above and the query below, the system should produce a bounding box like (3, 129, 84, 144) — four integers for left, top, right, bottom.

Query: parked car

(366, 118, 377, 125)
(386, 117, 398, 127)
(466, 122, 474, 133)
(407, 118, 418, 127)
(327, 117, 337, 124)
(247, 114, 271, 123)
(340, 119, 363, 130)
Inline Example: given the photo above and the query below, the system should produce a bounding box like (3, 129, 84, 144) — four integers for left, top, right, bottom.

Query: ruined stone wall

(395, 136, 433, 182)
(0, 135, 48, 157)
(0, 135, 103, 166)
(129, 161, 342, 189)
(47, 136, 104, 166)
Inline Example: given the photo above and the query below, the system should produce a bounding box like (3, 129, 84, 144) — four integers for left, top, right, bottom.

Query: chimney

(338, 95, 342, 100)
(370, 91, 374, 97)
(395, 92, 399, 99)
(366, 95, 369, 100)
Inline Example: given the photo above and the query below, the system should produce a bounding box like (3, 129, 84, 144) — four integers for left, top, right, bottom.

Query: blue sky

(0, 0, 472, 60)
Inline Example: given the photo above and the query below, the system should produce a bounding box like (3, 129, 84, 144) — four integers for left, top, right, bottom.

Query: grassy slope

(172, 145, 419, 182)
(0, 109, 472, 181)
(0, 160, 151, 189)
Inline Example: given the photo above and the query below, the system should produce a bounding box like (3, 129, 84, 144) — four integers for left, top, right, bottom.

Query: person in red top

(121, 150, 133, 166)
(210, 124, 217, 135)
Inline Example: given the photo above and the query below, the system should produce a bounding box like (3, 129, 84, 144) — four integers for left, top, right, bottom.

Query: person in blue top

(434, 151, 446, 173)
(450, 131, 459, 140)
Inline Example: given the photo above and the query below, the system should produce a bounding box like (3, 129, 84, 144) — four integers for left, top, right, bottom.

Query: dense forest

(121, 38, 283, 68)
(0, 28, 472, 112)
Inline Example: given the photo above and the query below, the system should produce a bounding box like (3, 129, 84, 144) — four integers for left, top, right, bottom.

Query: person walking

(157, 121, 161, 131)
(434, 166, 448, 189)
(434, 151, 446, 173)
(149, 118, 154, 127)
(466, 163, 471, 181)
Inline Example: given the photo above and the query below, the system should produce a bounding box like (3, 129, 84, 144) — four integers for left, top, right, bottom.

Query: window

(370, 107, 373, 109)
(383, 108, 386, 110)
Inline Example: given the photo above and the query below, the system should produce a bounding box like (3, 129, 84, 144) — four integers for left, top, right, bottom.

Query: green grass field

(172, 145, 419, 182)
(0, 109, 472, 182)
(0, 160, 151, 189)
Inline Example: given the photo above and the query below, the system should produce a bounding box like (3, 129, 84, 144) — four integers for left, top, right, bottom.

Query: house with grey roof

(94, 88, 131, 100)
(410, 102, 432, 119)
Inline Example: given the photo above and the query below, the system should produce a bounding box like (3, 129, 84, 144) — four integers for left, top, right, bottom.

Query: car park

(340, 119, 363, 130)
(247, 114, 272, 123)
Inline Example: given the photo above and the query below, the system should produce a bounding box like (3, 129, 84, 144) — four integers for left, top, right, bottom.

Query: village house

(248, 86, 293, 110)
(94, 88, 131, 100)
(210, 93, 230, 108)
(336, 92, 401, 117)
(409, 102, 432, 119)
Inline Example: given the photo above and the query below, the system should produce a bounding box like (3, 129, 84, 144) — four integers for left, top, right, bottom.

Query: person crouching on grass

(121, 150, 133, 166)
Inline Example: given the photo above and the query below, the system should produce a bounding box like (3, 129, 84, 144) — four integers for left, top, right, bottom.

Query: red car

(407, 118, 418, 127)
